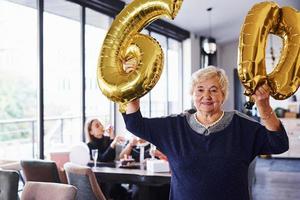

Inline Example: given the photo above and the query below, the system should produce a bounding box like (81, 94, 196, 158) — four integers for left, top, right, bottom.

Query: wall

(183, 33, 200, 110)
(218, 40, 239, 111)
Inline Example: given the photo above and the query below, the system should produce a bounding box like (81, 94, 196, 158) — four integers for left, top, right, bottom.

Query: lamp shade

(203, 37, 217, 54)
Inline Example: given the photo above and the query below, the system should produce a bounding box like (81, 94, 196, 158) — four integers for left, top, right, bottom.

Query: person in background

(119, 137, 169, 200)
(122, 65, 289, 200)
(119, 137, 167, 162)
(85, 119, 129, 200)
(86, 119, 124, 162)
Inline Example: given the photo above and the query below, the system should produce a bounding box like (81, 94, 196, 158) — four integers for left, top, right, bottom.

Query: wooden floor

(253, 158, 300, 200)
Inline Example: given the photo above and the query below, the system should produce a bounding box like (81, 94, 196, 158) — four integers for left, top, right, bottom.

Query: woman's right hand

(123, 58, 138, 73)
(126, 99, 140, 114)
(122, 56, 141, 114)
(110, 135, 125, 149)
(106, 125, 114, 140)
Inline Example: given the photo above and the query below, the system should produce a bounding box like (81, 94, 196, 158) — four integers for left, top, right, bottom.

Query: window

(85, 8, 113, 129)
(139, 29, 151, 117)
(149, 32, 168, 117)
(44, 0, 81, 155)
(0, 0, 188, 160)
(145, 32, 184, 117)
(0, 0, 38, 159)
(168, 38, 183, 114)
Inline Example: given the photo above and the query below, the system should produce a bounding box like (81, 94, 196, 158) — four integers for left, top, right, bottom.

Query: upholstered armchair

(0, 169, 20, 200)
(64, 162, 106, 200)
(20, 160, 61, 183)
(21, 181, 77, 200)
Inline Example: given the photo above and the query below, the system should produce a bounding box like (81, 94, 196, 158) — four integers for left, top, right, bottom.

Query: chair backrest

(50, 151, 70, 169)
(20, 160, 61, 183)
(21, 181, 77, 200)
(0, 169, 19, 200)
(64, 162, 106, 200)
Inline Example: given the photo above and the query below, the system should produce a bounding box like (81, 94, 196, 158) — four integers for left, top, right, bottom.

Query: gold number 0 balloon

(97, 0, 183, 112)
(238, 2, 300, 103)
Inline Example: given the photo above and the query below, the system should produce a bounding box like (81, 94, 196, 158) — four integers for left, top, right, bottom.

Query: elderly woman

(122, 66, 289, 200)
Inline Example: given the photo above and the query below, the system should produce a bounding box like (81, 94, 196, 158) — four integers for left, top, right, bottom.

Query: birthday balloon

(97, 0, 183, 112)
(238, 2, 300, 101)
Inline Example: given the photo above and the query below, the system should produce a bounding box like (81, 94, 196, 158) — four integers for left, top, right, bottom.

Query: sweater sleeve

(253, 122, 289, 157)
(98, 139, 116, 162)
(87, 143, 93, 160)
(122, 109, 171, 152)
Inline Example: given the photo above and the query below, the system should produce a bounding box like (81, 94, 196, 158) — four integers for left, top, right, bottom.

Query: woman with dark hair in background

(86, 119, 124, 162)
(85, 119, 129, 200)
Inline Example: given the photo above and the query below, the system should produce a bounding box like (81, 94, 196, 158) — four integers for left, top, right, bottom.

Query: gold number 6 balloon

(238, 2, 300, 105)
(97, 0, 183, 112)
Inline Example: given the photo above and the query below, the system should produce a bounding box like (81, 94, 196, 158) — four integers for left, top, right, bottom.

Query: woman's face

(192, 76, 225, 115)
(90, 120, 105, 139)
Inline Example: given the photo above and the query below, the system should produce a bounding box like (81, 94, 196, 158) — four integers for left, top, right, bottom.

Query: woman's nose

(203, 90, 211, 98)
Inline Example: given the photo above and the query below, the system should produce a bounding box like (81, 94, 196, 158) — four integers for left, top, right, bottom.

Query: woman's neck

(195, 110, 224, 127)
(93, 134, 104, 140)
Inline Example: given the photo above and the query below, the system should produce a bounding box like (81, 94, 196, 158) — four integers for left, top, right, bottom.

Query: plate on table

(118, 163, 141, 169)
(87, 162, 116, 168)
(117, 159, 140, 169)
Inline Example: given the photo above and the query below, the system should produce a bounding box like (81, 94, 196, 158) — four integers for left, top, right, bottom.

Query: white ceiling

(9, 0, 300, 44)
(172, 0, 300, 44)
(126, 0, 300, 44)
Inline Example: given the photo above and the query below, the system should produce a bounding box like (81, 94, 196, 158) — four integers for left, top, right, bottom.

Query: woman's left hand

(106, 125, 114, 139)
(252, 82, 282, 130)
(251, 83, 271, 112)
(110, 135, 125, 149)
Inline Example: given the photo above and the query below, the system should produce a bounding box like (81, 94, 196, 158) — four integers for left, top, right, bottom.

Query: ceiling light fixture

(203, 7, 217, 55)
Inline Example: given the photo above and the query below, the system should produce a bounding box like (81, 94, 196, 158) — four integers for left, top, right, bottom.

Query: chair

(0, 169, 20, 200)
(20, 160, 61, 183)
(21, 181, 77, 200)
(64, 162, 106, 200)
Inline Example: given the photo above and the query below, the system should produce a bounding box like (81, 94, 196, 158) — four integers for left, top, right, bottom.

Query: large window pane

(140, 93, 151, 117)
(149, 32, 167, 117)
(44, 0, 81, 156)
(0, 0, 38, 159)
(85, 8, 112, 127)
(168, 38, 183, 114)
(139, 30, 150, 117)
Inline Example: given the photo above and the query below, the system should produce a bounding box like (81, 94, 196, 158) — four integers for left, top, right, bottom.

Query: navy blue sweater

(122, 110, 289, 200)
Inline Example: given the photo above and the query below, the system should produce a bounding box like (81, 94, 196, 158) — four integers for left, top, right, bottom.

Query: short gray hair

(190, 66, 229, 100)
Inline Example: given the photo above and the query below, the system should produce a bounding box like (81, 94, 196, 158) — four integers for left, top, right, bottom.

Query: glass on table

(91, 149, 98, 168)
(149, 143, 157, 160)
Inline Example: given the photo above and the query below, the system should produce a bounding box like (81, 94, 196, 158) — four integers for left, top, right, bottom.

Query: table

(92, 163, 171, 200)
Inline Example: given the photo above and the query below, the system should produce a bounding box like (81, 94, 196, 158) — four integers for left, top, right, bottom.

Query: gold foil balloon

(238, 2, 300, 105)
(97, 0, 183, 112)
